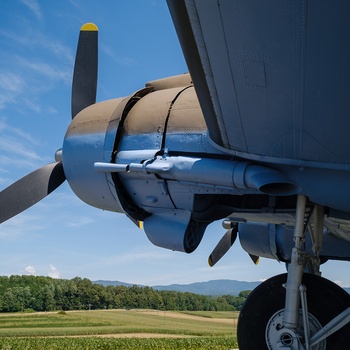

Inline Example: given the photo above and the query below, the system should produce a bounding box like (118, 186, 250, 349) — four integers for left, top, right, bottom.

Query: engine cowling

(62, 98, 125, 213)
(62, 77, 211, 253)
(62, 74, 298, 254)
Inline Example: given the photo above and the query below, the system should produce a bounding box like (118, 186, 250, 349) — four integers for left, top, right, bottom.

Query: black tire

(237, 273, 350, 349)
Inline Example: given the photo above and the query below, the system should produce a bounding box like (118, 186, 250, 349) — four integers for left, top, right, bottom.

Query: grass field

(0, 309, 239, 349)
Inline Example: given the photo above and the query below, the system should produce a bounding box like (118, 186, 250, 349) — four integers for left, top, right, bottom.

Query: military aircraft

(1, 0, 350, 348)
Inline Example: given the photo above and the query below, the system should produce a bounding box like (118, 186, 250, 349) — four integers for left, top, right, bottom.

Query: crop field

(0, 309, 239, 349)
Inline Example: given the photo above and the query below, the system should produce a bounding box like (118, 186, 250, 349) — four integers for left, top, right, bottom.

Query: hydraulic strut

(279, 195, 350, 349)
(283, 194, 307, 330)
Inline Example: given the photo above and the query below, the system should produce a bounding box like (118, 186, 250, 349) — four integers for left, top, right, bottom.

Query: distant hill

(93, 279, 260, 296)
(152, 279, 260, 296)
(93, 280, 140, 288)
(93, 279, 350, 296)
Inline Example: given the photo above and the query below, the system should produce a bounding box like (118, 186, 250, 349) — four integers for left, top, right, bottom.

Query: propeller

(249, 254, 260, 265)
(208, 222, 238, 267)
(0, 162, 65, 224)
(71, 23, 98, 119)
(0, 23, 98, 224)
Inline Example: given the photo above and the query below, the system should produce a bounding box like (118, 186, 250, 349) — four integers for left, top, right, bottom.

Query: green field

(0, 309, 238, 349)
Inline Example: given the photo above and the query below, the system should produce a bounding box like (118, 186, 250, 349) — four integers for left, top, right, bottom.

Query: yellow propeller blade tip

(138, 221, 143, 230)
(81, 23, 98, 31)
(249, 254, 260, 265)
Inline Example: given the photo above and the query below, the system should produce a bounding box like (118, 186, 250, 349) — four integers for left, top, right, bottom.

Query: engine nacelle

(238, 222, 350, 262)
(62, 76, 211, 253)
(62, 74, 298, 254)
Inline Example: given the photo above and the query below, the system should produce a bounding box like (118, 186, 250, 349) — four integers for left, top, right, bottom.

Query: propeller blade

(0, 162, 66, 224)
(208, 224, 238, 267)
(71, 23, 98, 119)
(249, 254, 260, 265)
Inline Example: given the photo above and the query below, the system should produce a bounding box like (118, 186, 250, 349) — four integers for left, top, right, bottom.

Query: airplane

(1, 0, 350, 348)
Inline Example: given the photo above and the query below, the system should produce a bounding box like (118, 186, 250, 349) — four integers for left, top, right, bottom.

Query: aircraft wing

(167, 0, 350, 167)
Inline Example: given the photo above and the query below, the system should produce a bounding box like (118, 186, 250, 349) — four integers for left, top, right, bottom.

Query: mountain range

(94, 279, 261, 296)
(94, 279, 350, 296)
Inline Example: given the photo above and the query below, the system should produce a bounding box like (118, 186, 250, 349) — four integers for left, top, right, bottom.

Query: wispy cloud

(100, 43, 137, 67)
(0, 72, 26, 110)
(0, 62, 69, 112)
(0, 212, 46, 240)
(19, 58, 71, 84)
(20, 0, 42, 20)
(47, 41, 74, 64)
(0, 6, 74, 113)
(66, 0, 80, 9)
(0, 155, 45, 177)
(0, 136, 42, 163)
(25, 265, 36, 275)
(0, 72, 25, 93)
(0, 119, 37, 144)
(48, 264, 60, 278)
(67, 216, 95, 228)
(0, 120, 47, 178)
(102, 247, 172, 266)
(1, 30, 74, 65)
(22, 98, 41, 113)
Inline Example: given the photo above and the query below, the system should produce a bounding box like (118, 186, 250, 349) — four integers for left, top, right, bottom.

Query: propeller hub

(55, 149, 63, 162)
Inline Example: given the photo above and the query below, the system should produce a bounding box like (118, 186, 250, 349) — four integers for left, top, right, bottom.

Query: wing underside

(167, 0, 350, 167)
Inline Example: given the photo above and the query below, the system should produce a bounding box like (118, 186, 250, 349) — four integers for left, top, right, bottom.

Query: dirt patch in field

(140, 310, 235, 325)
(88, 333, 196, 338)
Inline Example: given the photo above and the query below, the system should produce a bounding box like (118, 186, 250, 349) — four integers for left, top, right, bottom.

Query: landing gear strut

(237, 195, 350, 349)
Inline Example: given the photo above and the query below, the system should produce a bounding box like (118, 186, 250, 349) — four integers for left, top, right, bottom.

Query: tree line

(0, 275, 250, 313)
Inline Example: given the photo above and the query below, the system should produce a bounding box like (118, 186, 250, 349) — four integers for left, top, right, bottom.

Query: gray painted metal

(0, 162, 66, 224)
(71, 25, 98, 119)
(168, 0, 350, 167)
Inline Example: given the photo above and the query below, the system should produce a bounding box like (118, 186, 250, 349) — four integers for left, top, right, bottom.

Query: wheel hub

(266, 309, 326, 349)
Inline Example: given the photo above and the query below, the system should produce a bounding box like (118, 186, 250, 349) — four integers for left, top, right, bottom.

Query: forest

(0, 275, 250, 313)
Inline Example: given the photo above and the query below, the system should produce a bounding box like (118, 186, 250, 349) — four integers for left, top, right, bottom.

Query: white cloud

(0, 136, 39, 159)
(1, 30, 74, 65)
(0, 212, 46, 240)
(0, 136, 43, 167)
(48, 264, 60, 279)
(46, 41, 74, 64)
(101, 246, 172, 266)
(25, 265, 36, 275)
(67, 216, 95, 228)
(23, 98, 41, 113)
(0, 72, 26, 110)
(19, 59, 71, 84)
(0, 120, 38, 144)
(0, 72, 25, 93)
(100, 43, 137, 67)
(0, 119, 48, 176)
(20, 0, 42, 20)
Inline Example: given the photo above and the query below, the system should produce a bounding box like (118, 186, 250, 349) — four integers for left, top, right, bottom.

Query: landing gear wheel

(237, 273, 350, 349)
(266, 308, 325, 349)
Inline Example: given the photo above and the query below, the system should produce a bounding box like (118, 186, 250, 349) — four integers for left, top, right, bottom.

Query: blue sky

(0, 0, 348, 287)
